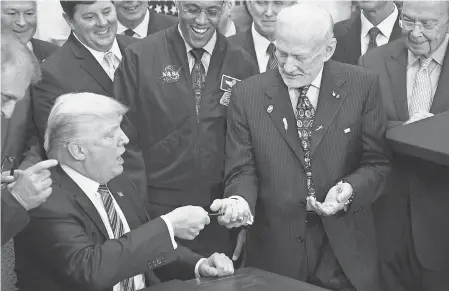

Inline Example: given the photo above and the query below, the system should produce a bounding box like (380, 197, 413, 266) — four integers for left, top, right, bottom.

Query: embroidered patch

(220, 91, 232, 106)
(159, 65, 182, 84)
(220, 74, 240, 92)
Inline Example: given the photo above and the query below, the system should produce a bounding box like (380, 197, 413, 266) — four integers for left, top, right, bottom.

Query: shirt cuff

(9, 188, 28, 211)
(160, 215, 178, 249)
(194, 258, 207, 278)
(229, 196, 254, 224)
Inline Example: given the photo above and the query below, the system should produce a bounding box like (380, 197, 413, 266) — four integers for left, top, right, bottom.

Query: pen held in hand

(208, 212, 224, 216)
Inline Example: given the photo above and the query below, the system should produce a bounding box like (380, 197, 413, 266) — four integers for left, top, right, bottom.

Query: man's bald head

(275, 3, 336, 88)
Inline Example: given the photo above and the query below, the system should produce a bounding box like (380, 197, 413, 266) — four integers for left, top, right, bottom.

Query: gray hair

(44, 92, 128, 161)
(1, 29, 41, 85)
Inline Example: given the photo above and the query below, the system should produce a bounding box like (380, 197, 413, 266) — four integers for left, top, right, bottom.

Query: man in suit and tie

(228, 0, 295, 74)
(333, 0, 401, 65)
(15, 93, 234, 291)
(211, 3, 391, 291)
(31, 1, 144, 193)
(115, 1, 177, 38)
(114, 0, 257, 259)
(359, 1, 449, 290)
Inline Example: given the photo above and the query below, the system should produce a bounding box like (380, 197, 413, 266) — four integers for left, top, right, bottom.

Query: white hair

(44, 92, 128, 161)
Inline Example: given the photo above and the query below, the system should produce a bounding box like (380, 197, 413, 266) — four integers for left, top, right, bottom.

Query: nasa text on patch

(220, 74, 241, 92)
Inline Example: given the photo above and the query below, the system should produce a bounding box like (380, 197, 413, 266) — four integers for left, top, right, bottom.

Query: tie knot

(124, 28, 135, 37)
(266, 42, 276, 55)
(190, 48, 205, 61)
(98, 184, 109, 195)
(419, 57, 432, 69)
(368, 27, 381, 39)
(104, 51, 117, 63)
(299, 85, 310, 97)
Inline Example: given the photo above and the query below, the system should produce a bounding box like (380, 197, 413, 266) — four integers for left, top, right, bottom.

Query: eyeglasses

(180, 4, 222, 19)
(400, 13, 449, 31)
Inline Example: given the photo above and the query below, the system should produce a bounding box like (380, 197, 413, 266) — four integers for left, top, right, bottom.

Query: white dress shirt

(223, 20, 237, 37)
(288, 67, 323, 111)
(73, 33, 122, 80)
(406, 34, 449, 109)
(61, 165, 179, 290)
(117, 8, 150, 39)
(251, 22, 274, 73)
(178, 25, 216, 74)
(360, 4, 398, 55)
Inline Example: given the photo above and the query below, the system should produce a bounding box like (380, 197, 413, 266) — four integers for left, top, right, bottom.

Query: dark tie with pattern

(190, 48, 206, 121)
(266, 42, 278, 71)
(124, 28, 135, 37)
(294, 86, 317, 199)
(367, 26, 381, 52)
(98, 185, 135, 291)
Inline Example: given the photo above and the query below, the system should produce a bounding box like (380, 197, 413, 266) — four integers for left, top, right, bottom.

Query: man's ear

(62, 12, 76, 31)
(324, 37, 337, 62)
(67, 142, 86, 161)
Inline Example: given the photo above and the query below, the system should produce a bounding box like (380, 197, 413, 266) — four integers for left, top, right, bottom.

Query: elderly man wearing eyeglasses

(113, 0, 258, 266)
(360, 1, 449, 291)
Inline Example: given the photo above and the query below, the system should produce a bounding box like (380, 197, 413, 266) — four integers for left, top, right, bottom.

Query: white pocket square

(344, 128, 351, 134)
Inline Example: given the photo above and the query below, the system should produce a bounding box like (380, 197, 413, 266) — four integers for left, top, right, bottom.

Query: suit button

(299, 200, 306, 207)
(161, 257, 166, 263)
(297, 236, 304, 243)
(147, 262, 153, 269)
(157, 258, 162, 265)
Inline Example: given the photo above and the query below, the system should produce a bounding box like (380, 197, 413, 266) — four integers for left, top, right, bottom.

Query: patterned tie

(294, 86, 317, 198)
(124, 28, 135, 37)
(98, 185, 135, 291)
(266, 42, 278, 71)
(190, 48, 206, 121)
(2, 239, 17, 291)
(409, 57, 433, 116)
(367, 26, 381, 52)
(104, 51, 119, 80)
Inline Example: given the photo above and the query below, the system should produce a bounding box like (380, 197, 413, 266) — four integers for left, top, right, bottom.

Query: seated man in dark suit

(15, 93, 234, 291)
(333, 0, 401, 65)
(115, 0, 177, 38)
(228, 0, 295, 74)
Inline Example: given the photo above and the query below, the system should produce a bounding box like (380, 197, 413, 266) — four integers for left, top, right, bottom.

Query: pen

(208, 212, 223, 216)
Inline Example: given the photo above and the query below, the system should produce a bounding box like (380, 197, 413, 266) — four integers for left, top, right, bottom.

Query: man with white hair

(14, 93, 234, 291)
(211, 3, 390, 290)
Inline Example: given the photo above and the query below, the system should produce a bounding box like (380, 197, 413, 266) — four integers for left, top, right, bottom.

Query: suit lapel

(389, 17, 402, 43)
(107, 179, 142, 230)
(203, 31, 226, 97)
(1, 115, 9, 151)
(54, 165, 109, 239)
(264, 71, 306, 169)
(342, 17, 362, 65)
(430, 41, 449, 114)
(311, 61, 347, 155)
(386, 40, 409, 121)
(30, 38, 45, 62)
(242, 29, 259, 72)
(67, 33, 112, 95)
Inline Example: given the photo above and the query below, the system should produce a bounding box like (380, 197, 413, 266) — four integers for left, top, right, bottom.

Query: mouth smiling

(191, 26, 209, 36)
(124, 5, 139, 12)
(96, 28, 110, 36)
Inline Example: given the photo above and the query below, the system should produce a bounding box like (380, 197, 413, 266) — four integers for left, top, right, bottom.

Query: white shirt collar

(309, 66, 323, 90)
(252, 22, 274, 54)
(117, 8, 150, 38)
(177, 24, 216, 56)
(360, 4, 398, 40)
(73, 33, 122, 65)
(27, 41, 33, 52)
(224, 20, 236, 37)
(61, 164, 100, 196)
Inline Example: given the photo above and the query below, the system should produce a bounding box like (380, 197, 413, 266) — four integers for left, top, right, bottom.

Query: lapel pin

(315, 125, 323, 131)
(267, 105, 274, 113)
(282, 118, 288, 132)
(332, 91, 336, 97)
(344, 128, 351, 133)
(117, 192, 124, 197)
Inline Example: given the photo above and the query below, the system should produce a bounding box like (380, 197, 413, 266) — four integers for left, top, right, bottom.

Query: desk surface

(144, 267, 330, 291)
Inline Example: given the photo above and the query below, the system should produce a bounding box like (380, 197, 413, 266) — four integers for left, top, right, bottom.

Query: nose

(16, 13, 26, 26)
(97, 14, 108, 27)
(408, 23, 424, 37)
(195, 11, 208, 25)
(283, 55, 297, 72)
(265, 3, 275, 17)
(119, 128, 129, 146)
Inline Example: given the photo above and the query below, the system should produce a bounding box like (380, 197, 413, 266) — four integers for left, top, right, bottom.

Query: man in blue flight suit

(114, 0, 257, 260)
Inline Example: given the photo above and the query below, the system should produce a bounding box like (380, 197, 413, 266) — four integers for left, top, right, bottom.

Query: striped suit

(224, 60, 391, 291)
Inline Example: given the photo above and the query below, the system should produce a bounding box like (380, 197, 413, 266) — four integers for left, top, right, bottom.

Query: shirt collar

(224, 20, 236, 37)
(252, 22, 274, 53)
(407, 33, 449, 68)
(117, 8, 150, 38)
(177, 24, 216, 56)
(73, 33, 122, 65)
(61, 164, 100, 196)
(360, 4, 398, 39)
(288, 66, 323, 90)
(27, 41, 33, 52)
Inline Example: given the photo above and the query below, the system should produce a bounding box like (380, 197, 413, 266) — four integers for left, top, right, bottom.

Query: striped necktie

(266, 42, 278, 71)
(367, 26, 381, 52)
(104, 51, 119, 80)
(98, 185, 135, 291)
(409, 57, 433, 116)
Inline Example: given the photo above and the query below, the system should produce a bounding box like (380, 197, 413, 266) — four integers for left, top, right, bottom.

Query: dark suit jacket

(332, 13, 402, 65)
(0, 39, 57, 245)
(31, 33, 146, 194)
(224, 62, 391, 291)
(227, 29, 259, 73)
(360, 39, 449, 270)
(114, 25, 258, 207)
(147, 10, 178, 35)
(14, 166, 202, 291)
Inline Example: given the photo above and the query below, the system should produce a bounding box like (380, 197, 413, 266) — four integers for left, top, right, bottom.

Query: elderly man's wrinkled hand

(198, 253, 234, 277)
(210, 198, 253, 228)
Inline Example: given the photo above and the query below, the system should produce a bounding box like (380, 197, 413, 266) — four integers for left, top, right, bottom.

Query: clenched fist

(164, 206, 210, 240)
